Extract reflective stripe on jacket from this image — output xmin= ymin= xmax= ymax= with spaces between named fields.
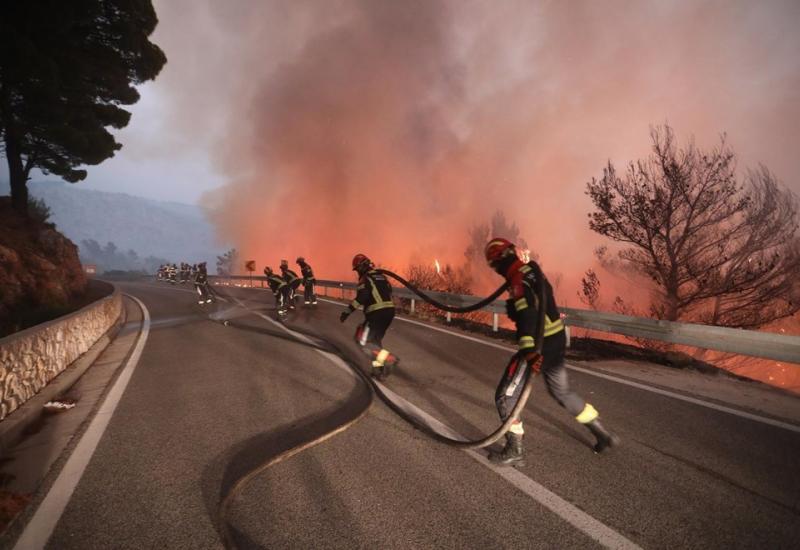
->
xmin=350 ymin=270 xmax=394 ymax=314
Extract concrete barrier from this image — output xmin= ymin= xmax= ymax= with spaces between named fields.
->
xmin=0 ymin=280 xmax=122 ymax=421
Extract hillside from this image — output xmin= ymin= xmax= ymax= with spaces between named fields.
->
xmin=0 ymin=197 xmax=87 ymax=335
xmin=1 ymin=180 xmax=227 ymax=271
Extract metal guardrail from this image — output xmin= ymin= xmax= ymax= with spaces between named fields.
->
xmin=210 ymin=274 xmax=800 ymax=363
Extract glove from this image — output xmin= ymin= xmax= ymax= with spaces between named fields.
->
xmin=516 ymin=350 xmax=543 ymax=373
xmin=340 ymin=310 xmax=351 ymax=323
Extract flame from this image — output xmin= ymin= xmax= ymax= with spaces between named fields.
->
xmin=434 ymin=258 xmax=441 ymax=275
xmin=520 ymin=248 xmax=531 ymax=263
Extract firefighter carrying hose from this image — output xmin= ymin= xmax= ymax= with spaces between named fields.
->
xmin=340 ymin=254 xmax=400 ymax=378
xmin=194 ymin=262 xmax=212 ymax=304
xmin=280 ymin=260 xmax=302 ymax=311
xmin=264 ymin=266 xmax=289 ymax=316
xmin=485 ymin=238 xmax=619 ymax=465
xmin=296 ymin=257 xmax=317 ymax=305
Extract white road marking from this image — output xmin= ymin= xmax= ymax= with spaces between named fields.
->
xmin=234 ymin=297 xmax=642 ymax=550
xmin=566 ymin=364 xmax=800 ymax=434
xmin=229 ymin=297 xmax=357 ymax=379
xmin=14 ymin=295 xmax=151 ymax=550
xmin=317 ymin=298 xmax=800 ymax=434
xmin=376 ymin=381 xmax=643 ymax=550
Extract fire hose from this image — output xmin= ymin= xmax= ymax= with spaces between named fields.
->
xmin=376 ymin=268 xmax=508 ymax=312
xmin=212 ymin=269 xmax=547 ymax=547
xmin=369 ymin=266 xmax=546 ymax=450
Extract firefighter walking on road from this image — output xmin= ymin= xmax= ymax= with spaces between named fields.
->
xmin=296 ymin=257 xmax=317 ymax=305
xmin=484 ymin=238 xmax=619 ymax=466
xmin=340 ymin=254 xmax=399 ymax=378
xmin=194 ymin=262 xmax=212 ymax=304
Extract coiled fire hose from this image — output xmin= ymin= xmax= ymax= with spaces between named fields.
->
xmin=371 ymin=265 xmax=547 ymax=450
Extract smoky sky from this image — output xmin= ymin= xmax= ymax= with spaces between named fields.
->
xmin=150 ymin=0 xmax=800 ymax=288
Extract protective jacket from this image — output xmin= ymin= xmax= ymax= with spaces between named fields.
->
xmin=347 ymin=270 xmax=394 ymax=314
xmin=194 ymin=267 xmax=208 ymax=285
xmin=299 ymin=263 xmax=315 ymax=282
xmin=281 ymin=268 xmax=301 ymax=286
xmin=266 ymin=274 xmax=286 ymax=294
xmin=504 ymin=259 xmax=564 ymax=351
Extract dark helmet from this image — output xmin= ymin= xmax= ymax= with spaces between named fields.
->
xmin=352 ymin=253 xmax=372 ymax=273
xmin=296 ymin=257 xmax=305 ymax=265
xmin=264 ymin=266 xmax=273 ymax=276
xmin=280 ymin=259 xmax=289 ymax=270
xmin=484 ymin=238 xmax=517 ymax=268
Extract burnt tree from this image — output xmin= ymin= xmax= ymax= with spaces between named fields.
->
xmin=586 ymin=124 xmax=800 ymax=328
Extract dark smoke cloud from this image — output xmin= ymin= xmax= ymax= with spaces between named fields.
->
xmin=151 ymin=0 xmax=800 ymax=286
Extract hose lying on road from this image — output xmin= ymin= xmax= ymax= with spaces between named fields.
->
xmin=218 ymin=264 xmax=546 ymax=451
xmin=213 ymin=273 xmax=546 ymax=547
xmin=212 ymin=309 xmax=373 ymax=549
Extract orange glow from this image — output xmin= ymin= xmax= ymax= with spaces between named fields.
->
xmin=169 ymin=1 xmax=800 ymax=391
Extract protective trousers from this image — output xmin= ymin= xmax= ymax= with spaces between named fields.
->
xmin=286 ymin=279 xmax=301 ymax=306
xmin=355 ymin=308 xmax=395 ymax=363
xmin=195 ymin=283 xmax=209 ymax=302
xmin=495 ymin=330 xmax=585 ymax=421
xmin=303 ymin=279 xmax=317 ymax=303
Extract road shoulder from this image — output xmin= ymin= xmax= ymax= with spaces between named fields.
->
xmin=0 ymin=295 xmax=144 ymax=541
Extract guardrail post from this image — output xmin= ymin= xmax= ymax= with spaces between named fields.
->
xmin=446 ymin=311 xmax=451 ymax=323
xmin=410 ymin=299 xmax=415 ymax=314
xmin=493 ymin=313 xmax=498 ymax=332
xmin=340 ymin=283 xmax=344 ymax=299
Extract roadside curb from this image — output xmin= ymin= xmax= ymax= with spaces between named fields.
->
xmin=0 ymin=304 xmax=127 ymax=456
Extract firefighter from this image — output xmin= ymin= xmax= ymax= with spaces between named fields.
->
xmin=264 ymin=266 xmax=289 ymax=316
xmin=296 ymin=257 xmax=317 ymax=305
xmin=484 ymin=237 xmax=619 ymax=465
xmin=168 ymin=263 xmax=178 ymax=284
xmin=194 ymin=262 xmax=212 ymax=304
xmin=339 ymin=254 xmax=399 ymax=378
xmin=279 ymin=260 xmax=302 ymax=310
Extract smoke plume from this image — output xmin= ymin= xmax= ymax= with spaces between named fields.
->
xmin=151 ymin=0 xmax=800 ymax=286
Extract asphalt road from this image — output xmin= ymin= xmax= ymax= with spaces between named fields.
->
xmin=12 ymin=280 xmax=800 ymax=549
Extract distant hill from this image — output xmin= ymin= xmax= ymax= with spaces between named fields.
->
xmin=0 ymin=180 xmax=227 ymax=271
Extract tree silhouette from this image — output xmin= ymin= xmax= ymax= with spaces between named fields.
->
xmin=586 ymin=124 xmax=800 ymax=328
xmin=216 ymin=248 xmax=240 ymax=276
xmin=0 ymin=1 xmax=166 ymax=214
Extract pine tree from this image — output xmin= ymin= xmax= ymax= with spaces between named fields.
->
xmin=0 ymin=0 xmax=166 ymax=214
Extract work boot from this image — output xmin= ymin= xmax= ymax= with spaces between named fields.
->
xmin=371 ymin=361 xmax=385 ymax=379
xmin=383 ymin=354 xmax=400 ymax=376
xmin=488 ymin=433 xmax=524 ymax=466
xmin=586 ymin=420 xmax=619 ymax=453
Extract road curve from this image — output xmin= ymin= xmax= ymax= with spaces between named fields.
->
xmin=9 ymin=279 xmax=799 ymax=549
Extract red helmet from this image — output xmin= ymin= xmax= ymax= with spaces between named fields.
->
xmin=484 ymin=238 xmax=516 ymax=266
xmin=352 ymin=253 xmax=372 ymax=272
